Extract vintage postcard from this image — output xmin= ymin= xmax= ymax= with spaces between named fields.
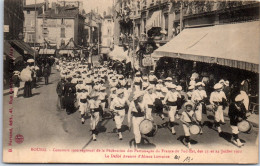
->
xmin=3 ymin=0 xmax=259 ymax=163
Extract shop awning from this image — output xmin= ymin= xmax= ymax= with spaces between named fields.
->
xmin=10 ymin=40 xmax=37 ymax=56
xmin=152 ymin=21 xmax=260 ymax=73
xmin=4 ymin=41 xmax=23 ymax=62
xmin=146 ymin=10 xmax=162 ymax=31
xmin=39 ymin=49 xmax=56 ymax=55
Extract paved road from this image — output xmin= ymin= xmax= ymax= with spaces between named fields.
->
xmin=3 ymin=57 xmax=258 ymax=152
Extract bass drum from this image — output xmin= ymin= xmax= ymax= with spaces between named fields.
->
xmin=139 ymin=119 xmax=158 ymax=137
xmin=189 ymin=124 xmax=201 ymax=135
xmin=238 ymin=120 xmax=252 ymax=133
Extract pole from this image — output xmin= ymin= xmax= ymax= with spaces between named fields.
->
xmin=34 ymin=0 xmax=37 ymax=67
xmin=180 ymin=0 xmax=183 ymax=31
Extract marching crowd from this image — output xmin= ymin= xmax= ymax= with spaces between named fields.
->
xmin=55 ymin=57 xmax=252 ymax=149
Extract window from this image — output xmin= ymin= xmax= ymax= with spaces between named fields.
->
xmin=27 ymin=33 xmax=35 ymax=43
xmin=60 ymin=28 xmax=65 ymax=38
xmin=61 ymin=18 xmax=64 ymax=24
xmin=27 ymin=10 xmax=30 ymax=14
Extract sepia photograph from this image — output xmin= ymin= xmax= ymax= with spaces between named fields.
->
xmin=2 ymin=0 xmax=259 ymax=163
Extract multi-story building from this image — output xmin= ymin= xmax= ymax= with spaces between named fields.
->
xmin=23 ymin=2 xmax=46 ymax=44
xmin=4 ymin=0 xmax=24 ymax=40
xmin=37 ymin=2 xmax=85 ymax=49
xmin=101 ymin=13 xmax=114 ymax=49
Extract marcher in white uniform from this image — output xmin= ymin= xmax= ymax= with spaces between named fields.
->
xmin=128 ymin=91 xmax=147 ymax=148
xmin=163 ymin=83 xmax=181 ymax=134
xmin=191 ymin=82 xmax=207 ymax=134
xmin=78 ymin=88 xmax=89 ymax=124
xmin=88 ymin=92 xmax=102 ymax=141
xmin=110 ymin=89 xmax=129 ymax=140
xmin=143 ymin=85 xmax=156 ymax=120
xmin=98 ymin=86 xmax=107 ymax=121
xmin=180 ymin=101 xmax=197 ymax=149
xmin=210 ymin=83 xmax=228 ymax=133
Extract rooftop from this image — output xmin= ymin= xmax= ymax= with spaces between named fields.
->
xmin=38 ymin=6 xmax=85 ymax=19
xmin=24 ymin=3 xmax=45 ymax=9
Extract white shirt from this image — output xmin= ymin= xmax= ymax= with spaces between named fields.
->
xmin=191 ymin=89 xmax=207 ymax=103
xmin=110 ymin=97 xmax=127 ymax=110
xmin=163 ymin=91 xmax=180 ymax=104
xmin=143 ymin=92 xmax=156 ymax=106
xmin=209 ymin=91 xmax=227 ymax=105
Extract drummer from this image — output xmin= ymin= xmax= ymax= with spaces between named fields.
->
xmin=128 ymin=91 xmax=146 ymax=148
xmin=180 ymin=101 xmax=197 ymax=149
xmin=110 ymin=89 xmax=130 ymax=140
xmin=228 ymin=94 xmax=247 ymax=147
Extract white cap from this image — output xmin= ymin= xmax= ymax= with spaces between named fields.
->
xmin=224 ymin=80 xmax=229 ymax=86
xmin=156 ymin=86 xmax=161 ymax=91
xmin=184 ymin=101 xmax=194 ymax=108
xmin=142 ymin=76 xmax=148 ymax=80
xmin=219 ymin=79 xmax=225 ymax=84
xmin=165 ymin=77 xmax=172 ymax=81
xmin=161 ymin=87 xmax=168 ymax=93
xmin=188 ymin=85 xmax=195 ymax=90
xmin=235 ymin=94 xmax=244 ymax=102
xmin=176 ymin=85 xmax=182 ymax=91
xmin=27 ymin=59 xmax=34 ymax=63
xmin=195 ymin=82 xmax=205 ymax=87
xmin=100 ymin=87 xmax=106 ymax=91
xmin=214 ymin=83 xmax=223 ymax=90
xmin=158 ymin=79 xmax=163 ymax=82
xmin=111 ymin=87 xmax=117 ymax=92
xmin=168 ymin=83 xmax=176 ymax=89
xmin=147 ymin=85 xmax=154 ymax=90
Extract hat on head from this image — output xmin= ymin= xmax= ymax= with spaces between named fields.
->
xmin=184 ymin=101 xmax=194 ymax=109
xmin=168 ymin=83 xmax=176 ymax=89
xmin=133 ymin=91 xmax=144 ymax=100
xmin=13 ymin=71 xmax=20 ymax=75
xmin=156 ymin=86 xmax=161 ymax=91
xmin=188 ymin=85 xmax=195 ymax=90
xmin=224 ymin=80 xmax=229 ymax=86
xmin=136 ymin=71 xmax=141 ymax=76
xmin=112 ymin=76 xmax=116 ymax=80
xmin=176 ymin=85 xmax=182 ymax=91
xmin=117 ymin=89 xmax=124 ymax=95
xmin=158 ymin=79 xmax=163 ymax=83
xmin=195 ymin=82 xmax=205 ymax=87
xmin=161 ymin=87 xmax=168 ymax=93
xmin=214 ymin=83 xmax=223 ymax=90
xmin=219 ymin=79 xmax=225 ymax=84
xmin=235 ymin=94 xmax=244 ymax=102
xmin=27 ymin=59 xmax=34 ymax=63
xmin=165 ymin=77 xmax=172 ymax=81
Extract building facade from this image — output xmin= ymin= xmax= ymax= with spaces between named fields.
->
xmin=37 ymin=3 xmax=85 ymax=49
xmin=101 ymin=14 xmax=114 ymax=48
xmin=23 ymin=3 xmax=46 ymax=44
xmin=4 ymin=0 xmax=24 ymax=40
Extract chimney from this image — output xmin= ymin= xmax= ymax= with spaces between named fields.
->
xmin=52 ymin=2 xmax=58 ymax=14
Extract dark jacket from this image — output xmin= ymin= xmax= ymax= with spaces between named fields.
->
xmin=56 ymin=81 xmax=65 ymax=96
xmin=228 ymin=103 xmax=247 ymax=126
xmin=12 ymin=75 xmax=20 ymax=87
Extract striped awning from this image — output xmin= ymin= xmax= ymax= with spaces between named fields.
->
xmin=152 ymin=21 xmax=260 ymax=73
xmin=146 ymin=10 xmax=162 ymax=31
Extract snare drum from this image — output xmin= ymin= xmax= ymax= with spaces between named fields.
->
xmin=139 ymin=119 xmax=158 ymax=137
xmin=189 ymin=124 xmax=201 ymax=135
xmin=238 ymin=120 xmax=252 ymax=133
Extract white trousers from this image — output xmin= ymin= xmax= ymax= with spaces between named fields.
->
xmin=183 ymin=124 xmax=191 ymax=136
xmin=114 ymin=110 xmax=125 ymax=129
xmin=86 ymin=85 xmax=92 ymax=93
xmin=146 ymin=108 xmax=153 ymax=120
xmin=132 ymin=116 xmax=145 ymax=144
xmin=231 ymin=125 xmax=239 ymax=134
xmin=101 ymin=102 xmax=106 ymax=111
xmin=14 ymin=87 xmax=19 ymax=97
xmin=90 ymin=111 xmax=100 ymax=130
xmin=168 ymin=106 xmax=177 ymax=122
xmin=195 ymin=103 xmax=202 ymax=122
xmin=79 ymin=102 xmax=88 ymax=115
xmin=215 ymin=106 xmax=225 ymax=123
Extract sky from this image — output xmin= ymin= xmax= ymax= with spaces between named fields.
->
xmin=26 ymin=0 xmax=114 ymax=15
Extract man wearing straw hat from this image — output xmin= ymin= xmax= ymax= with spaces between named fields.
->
xmin=210 ymin=83 xmax=228 ymax=133
xmin=163 ymin=83 xmax=181 ymax=135
xmin=110 ymin=88 xmax=130 ymax=140
xmin=128 ymin=91 xmax=146 ymax=148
